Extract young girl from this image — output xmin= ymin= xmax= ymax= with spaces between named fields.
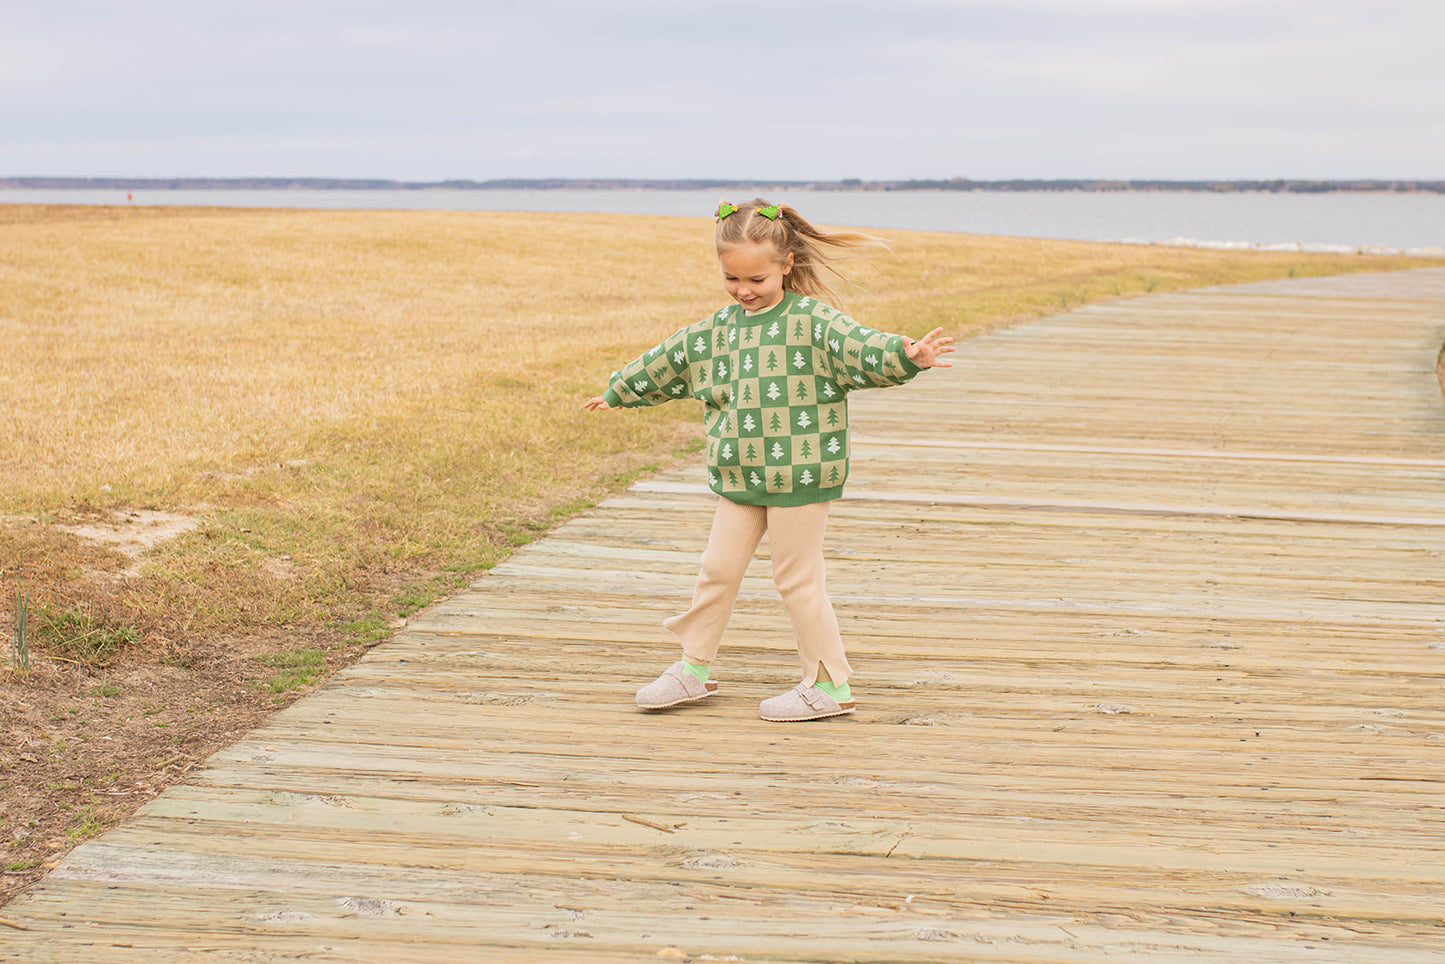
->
xmin=584 ymin=199 xmax=953 ymax=722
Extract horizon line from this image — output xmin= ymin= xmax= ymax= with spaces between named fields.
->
xmin=3 ymin=175 xmax=1443 ymax=194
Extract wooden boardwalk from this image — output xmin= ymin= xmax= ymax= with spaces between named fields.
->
xmin=6 ymin=269 xmax=1444 ymax=962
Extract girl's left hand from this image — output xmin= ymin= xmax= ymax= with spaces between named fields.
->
xmin=904 ymin=327 xmax=955 ymax=368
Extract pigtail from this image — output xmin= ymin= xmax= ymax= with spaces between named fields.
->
xmin=716 ymin=198 xmax=890 ymax=307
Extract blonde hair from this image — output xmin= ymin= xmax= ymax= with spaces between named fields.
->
xmin=715 ymin=198 xmax=890 ymax=306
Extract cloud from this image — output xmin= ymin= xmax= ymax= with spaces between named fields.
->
xmin=2 ymin=0 xmax=1442 ymax=178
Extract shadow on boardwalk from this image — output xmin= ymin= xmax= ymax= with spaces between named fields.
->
xmin=6 ymin=269 xmax=1445 ymax=962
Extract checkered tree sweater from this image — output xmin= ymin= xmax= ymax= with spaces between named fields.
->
xmin=602 ymin=291 xmax=925 ymax=506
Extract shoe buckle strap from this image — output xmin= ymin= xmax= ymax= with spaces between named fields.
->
xmin=668 ymin=665 xmax=703 ymax=694
xmin=798 ymin=685 xmax=830 ymax=709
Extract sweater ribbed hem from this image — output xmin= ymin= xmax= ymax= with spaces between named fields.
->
xmin=716 ymin=486 xmax=843 ymax=507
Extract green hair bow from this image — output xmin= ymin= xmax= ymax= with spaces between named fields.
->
xmin=756 ymin=204 xmax=781 ymax=220
xmin=715 ymin=202 xmax=738 ymax=219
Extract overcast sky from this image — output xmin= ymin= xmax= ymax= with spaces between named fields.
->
xmin=4 ymin=0 xmax=1442 ymax=181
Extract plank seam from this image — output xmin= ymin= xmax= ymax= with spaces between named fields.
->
xmin=850 ymin=437 xmax=1445 ymax=469
xmin=628 ymin=481 xmax=1445 ymax=527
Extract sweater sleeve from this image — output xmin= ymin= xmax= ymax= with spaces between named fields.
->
xmin=823 ymin=313 xmax=924 ymax=392
xmin=602 ymin=321 xmax=704 ymax=408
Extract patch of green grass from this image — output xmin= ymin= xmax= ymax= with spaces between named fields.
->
xmin=340 ymin=613 xmax=389 ymax=648
xmin=391 ymin=592 xmax=431 ymax=618
xmin=5 ymin=857 xmax=41 ymax=872
xmin=32 ymin=602 xmax=137 ymax=668
xmin=89 ymin=673 xmax=122 ymax=698
xmin=548 ymin=496 xmax=597 ymax=519
xmin=263 ymin=647 xmax=327 ymax=694
xmin=66 ymin=810 xmax=104 ymax=843
xmin=390 ymin=584 xmax=435 ymax=619
xmin=387 ymin=571 xmax=472 ymax=621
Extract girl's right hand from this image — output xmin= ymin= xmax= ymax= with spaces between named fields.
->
xmin=903 ymin=327 xmax=955 ymax=368
xmin=583 ymin=396 xmax=612 ymax=411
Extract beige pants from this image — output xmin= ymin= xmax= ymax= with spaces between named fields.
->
xmin=663 ymin=498 xmax=851 ymax=687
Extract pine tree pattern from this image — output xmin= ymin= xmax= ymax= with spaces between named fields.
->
xmin=603 ymin=292 xmax=925 ymax=506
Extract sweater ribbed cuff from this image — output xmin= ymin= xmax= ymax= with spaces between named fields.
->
xmin=895 ymin=335 xmax=925 ymax=376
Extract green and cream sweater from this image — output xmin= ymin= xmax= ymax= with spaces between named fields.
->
xmin=602 ymin=291 xmax=925 ymax=506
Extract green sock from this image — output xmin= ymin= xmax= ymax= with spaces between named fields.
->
xmin=814 ymin=678 xmax=851 ymax=702
xmin=681 ymin=659 xmax=710 ymax=682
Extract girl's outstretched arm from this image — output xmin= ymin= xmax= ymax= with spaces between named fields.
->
xmin=582 ymin=396 xmax=612 ymax=411
xmin=903 ymin=327 xmax=956 ymax=368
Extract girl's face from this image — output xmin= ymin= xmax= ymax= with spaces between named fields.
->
xmin=719 ymin=242 xmax=792 ymax=313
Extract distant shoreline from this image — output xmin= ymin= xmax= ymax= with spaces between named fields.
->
xmin=3 ymin=176 xmax=1443 ymax=195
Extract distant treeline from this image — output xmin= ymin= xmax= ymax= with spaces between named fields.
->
xmin=4 ymin=176 xmax=1442 ymax=194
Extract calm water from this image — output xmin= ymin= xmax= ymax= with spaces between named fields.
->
xmin=3 ymin=187 xmax=1441 ymax=253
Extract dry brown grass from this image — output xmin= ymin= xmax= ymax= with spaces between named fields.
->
xmin=3 ymin=205 xmax=1431 ymax=507
xmin=2 ymin=208 xmax=693 ymax=501
xmin=0 ymin=202 xmax=1438 ymax=904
